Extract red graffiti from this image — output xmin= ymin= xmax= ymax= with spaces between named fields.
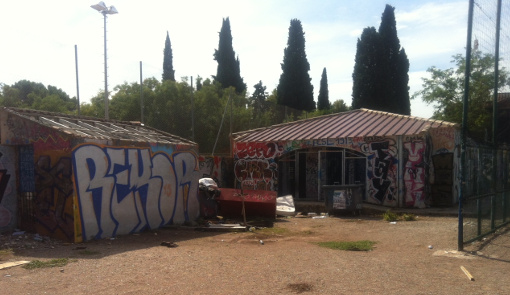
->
xmin=235 ymin=142 xmax=283 ymax=159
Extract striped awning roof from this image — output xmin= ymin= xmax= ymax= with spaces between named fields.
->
xmin=232 ymin=108 xmax=458 ymax=143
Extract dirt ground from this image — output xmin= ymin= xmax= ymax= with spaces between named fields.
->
xmin=0 ymin=213 xmax=509 ymax=295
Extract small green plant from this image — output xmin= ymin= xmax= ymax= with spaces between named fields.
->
xmin=382 ymin=210 xmax=399 ymax=222
xmin=316 ymin=240 xmax=376 ymax=251
xmin=23 ymin=258 xmax=71 ymax=269
xmin=402 ymin=213 xmax=417 ymax=221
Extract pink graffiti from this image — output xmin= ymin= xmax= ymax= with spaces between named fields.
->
xmin=404 ymin=141 xmax=426 ymax=207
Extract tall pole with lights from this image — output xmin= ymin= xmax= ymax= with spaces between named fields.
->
xmin=91 ymin=1 xmax=118 ymax=120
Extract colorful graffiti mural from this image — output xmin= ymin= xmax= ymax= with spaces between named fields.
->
xmin=0 ymin=146 xmax=16 ymax=230
xmin=363 ymin=139 xmax=398 ymax=205
xmin=73 ymin=144 xmax=199 ymax=241
xmin=234 ymin=142 xmax=282 ymax=191
xmin=403 ymin=140 xmax=426 ymax=208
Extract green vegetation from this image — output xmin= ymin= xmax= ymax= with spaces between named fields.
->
xmin=382 ymin=209 xmax=399 ymax=221
xmin=23 ymin=258 xmax=73 ymax=269
xmin=352 ymin=4 xmax=410 ymax=115
xmin=277 ymin=19 xmax=315 ymax=113
xmin=382 ymin=209 xmax=417 ymax=221
xmin=413 ymin=49 xmax=510 ymax=142
xmin=316 ymin=240 xmax=376 ymax=251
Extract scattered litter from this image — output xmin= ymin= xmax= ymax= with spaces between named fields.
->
xmin=161 ymin=241 xmax=178 ymax=248
xmin=5 ymin=275 xmax=11 ymax=277
xmin=428 ymin=245 xmax=433 ymax=249
xmin=259 ymin=240 xmax=264 ymax=245
xmin=307 ymin=213 xmax=317 ymax=217
xmin=390 ymin=222 xmax=397 ymax=224
xmin=110 ymin=237 xmax=115 ymax=240
xmin=33 ymin=234 xmax=43 ymax=241
xmin=461 ymin=266 xmax=475 ymax=281
xmin=312 ymin=216 xmax=327 ymax=219
xmin=12 ymin=231 xmax=25 ymax=236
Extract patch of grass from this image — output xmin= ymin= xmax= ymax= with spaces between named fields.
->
xmin=317 ymin=240 xmax=376 ymax=251
xmin=23 ymin=258 xmax=73 ymax=269
xmin=287 ymin=283 xmax=313 ymax=293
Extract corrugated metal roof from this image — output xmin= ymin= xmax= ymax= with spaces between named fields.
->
xmin=3 ymin=107 xmax=196 ymax=146
xmin=232 ymin=108 xmax=458 ymax=143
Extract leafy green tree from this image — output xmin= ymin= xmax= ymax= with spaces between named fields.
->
xmin=0 ymin=80 xmax=77 ymax=112
xmin=413 ymin=50 xmax=510 ymax=142
xmin=352 ymin=5 xmax=410 ymax=115
xmin=317 ymin=68 xmax=330 ymax=110
xmin=162 ymin=31 xmax=175 ymax=82
xmin=213 ymin=17 xmax=246 ymax=93
xmin=277 ymin=19 xmax=315 ymax=113
xmin=331 ymin=99 xmax=350 ymax=113
xmin=249 ymin=80 xmax=268 ymax=122
xmin=109 ymin=82 xmax=143 ymax=121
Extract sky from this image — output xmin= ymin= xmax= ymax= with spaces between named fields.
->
xmin=0 ymin=0 xmax=469 ymax=119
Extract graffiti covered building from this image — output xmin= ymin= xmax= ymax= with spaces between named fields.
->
xmin=231 ymin=109 xmax=459 ymax=208
xmin=0 ymin=107 xmax=200 ymax=242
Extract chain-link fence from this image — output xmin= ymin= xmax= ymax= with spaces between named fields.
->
xmin=459 ymin=0 xmax=510 ymax=249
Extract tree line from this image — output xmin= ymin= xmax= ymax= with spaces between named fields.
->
xmin=1 ymin=4 xmax=507 ymax=147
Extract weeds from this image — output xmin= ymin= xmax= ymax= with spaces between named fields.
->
xmin=316 ymin=240 xmax=376 ymax=251
xmin=382 ymin=210 xmax=416 ymax=222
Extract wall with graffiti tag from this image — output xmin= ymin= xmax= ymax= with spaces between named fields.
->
xmin=360 ymin=138 xmax=399 ymax=206
xmin=403 ymin=136 xmax=428 ymax=208
xmin=233 ymin=142 xmax=283 ymax=191
xmin=73 ymin=143 xmax=199 ymax=241
xmin=0 ymin=146 xmax=17 ymax=231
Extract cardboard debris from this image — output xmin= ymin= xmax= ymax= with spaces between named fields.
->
xmin=0 ymin=261 xmax=30 ymax=270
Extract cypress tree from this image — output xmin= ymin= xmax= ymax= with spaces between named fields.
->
xmin=378 ymin=4 xmax=410 ymax=115
xmin=213 ymin=17 xmax=246 ymax=93
xmin=277 ymin=19 xmax=315 ymax=112
xmin=317 ymin=67 xmax=330 ymax=110
xmin=162 ymin=31 xmax=175 ymax=82
xmin=351 ymin=5 xmax=410 ymax=115
xmin=352 ymin=27 xmax=381 ymax=110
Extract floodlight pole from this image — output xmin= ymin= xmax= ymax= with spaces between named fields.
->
xmin=91 ymin=2 xmax=118 ymax=120
xmin=102 ymin=11 xmax=109 ymax=119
